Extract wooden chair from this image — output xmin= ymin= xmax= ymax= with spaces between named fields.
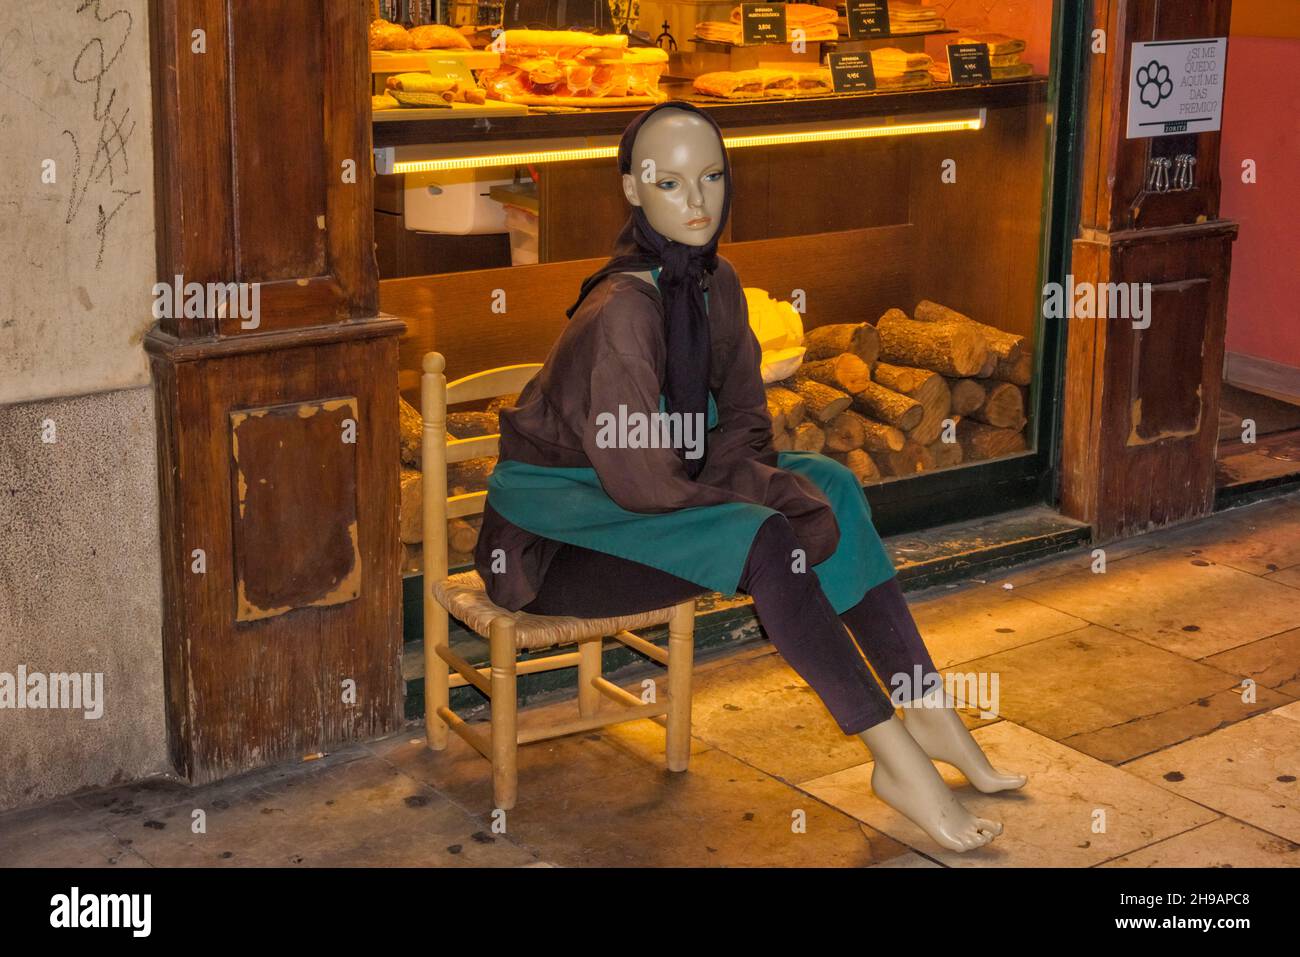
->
xmin=420 ymin=352 xmax=698 ymax=810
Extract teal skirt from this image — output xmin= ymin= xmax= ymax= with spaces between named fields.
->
xmin=485 ymin=396 xmax=896 ymax=613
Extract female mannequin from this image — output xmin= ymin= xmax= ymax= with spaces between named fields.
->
xmin=474 ymin=101 xmax=1025 ymax=852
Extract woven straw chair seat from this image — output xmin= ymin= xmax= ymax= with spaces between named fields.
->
xmin=434 ymin=570 xmax=682 ymax=651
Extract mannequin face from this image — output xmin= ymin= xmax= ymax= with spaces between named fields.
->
xmin=621 ymin=109 xmax=726 ymax=246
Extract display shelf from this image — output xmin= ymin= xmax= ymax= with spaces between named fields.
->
xmin=371 ymin=74 xmax=1047 ymax=147
xmin=688 ymin=28 xmax=957 ymax=49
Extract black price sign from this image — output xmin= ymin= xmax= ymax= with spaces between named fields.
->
xmin=740 ymin=3 xmax=787 ymax=45
xmin=946 ymin=43 xmax=992 ymax=84
xmin=827 ymin=51 xmax=876 ymax=92
xmin=845 ymin=0 xmax=890 ymax=38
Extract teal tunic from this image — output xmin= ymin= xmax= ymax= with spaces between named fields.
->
xmin=483 ymin=269 xmax=896 ymax=614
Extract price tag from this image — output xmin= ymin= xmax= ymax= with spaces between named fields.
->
xmin=827 ymin=51 xmax=876 ymax=92
xmin=740 ymin=3 xmax=787 ymax=45
xmin=845 ymin=0 xmax=890 ymax=39
xmin=946 ymin=43 xmax=992 ymax=84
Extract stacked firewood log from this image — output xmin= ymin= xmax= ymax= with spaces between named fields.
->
xmin=397 ymin=393 xmax=516 ymax=567
xmin=766 ymin=300 xmax=1030 ymax=481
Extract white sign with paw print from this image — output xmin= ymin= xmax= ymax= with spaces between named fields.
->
xmin=1126 ymin=38 xmax=1226 ymax=139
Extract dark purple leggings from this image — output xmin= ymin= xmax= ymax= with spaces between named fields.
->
xmin=520 ymin=513 xmax=938 ymax=734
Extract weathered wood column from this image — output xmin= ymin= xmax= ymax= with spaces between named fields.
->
xmin=145 ymin=0 xmax=404 ymax=782
xmin=1061 ymin=0 xmax=1239 ymax=540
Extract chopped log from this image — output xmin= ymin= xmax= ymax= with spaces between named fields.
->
xmin=957 ymin=419 xmax=1028 ymax=460
xmin=858 ymin=418 xmax=907 ymax=453
xmin=880 ymin=441 xmax=936 ymax=477
xmin=830 ymin=448 xmax=880 ymax=484
xmin=485 ymin=393 xmax=519 ymax=415
xmin=799 ymin=354 xmax=873 ymax=395
xmin=927 ymin=437 xmax=964 ymax=469
xmin=851 ymin=381 xmax=924 ymax=431
xmin=772 ymin=428 xmax=795 ymax=452
xmin=970 ymin=381 xmax=1026 ymax=429
xmin=991 ymin=351 xmax=1033 ymax=385
xmin=876 ymin=310 xmax=988 ymax=377
xmin=789 ymin=376 xmax=852 ymax=424
xmin=803 ymin=322 xmax=880 ymax=365
xmin=792 ymin=421 xmax=826 ymax=452
xmin=399 ymin=467 xmax=423 ymax=545
xmin=977 ymin=353 xmax=998 ymax=378
xmin=765 ymin=385 xmax=806 ymax=433
xmin=914 ymin=299 xmax=1025 ymax=363
xmin=446 ymin=410 xmax=498 ymax=439
xmin=946 ymin=377 xmax=987 ymax=415
xmin=825 ymin=410 xmax=870 ymax=452
xmin=448 ymin=455 xmax=496 ymax=495
xmin=398 ymin=396 xmax=423 ymax=468
xmin=905 ymin=378 xmax=952 ymax=446
xmin=871 ymin=361 xmax=940 ymax=398
xmin=874 ymin=362 xmax=950 ymax=446
xmin=448 ymin=518 xmax=479 ymax=556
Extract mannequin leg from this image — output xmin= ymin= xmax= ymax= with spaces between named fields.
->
xmin=839 ymin=577 xmax=1026 ymax=794
xmin=737 ymin=515 xmax=1001 ymax=852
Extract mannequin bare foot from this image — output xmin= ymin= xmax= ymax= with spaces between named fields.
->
xmin=901 ymin=703 xmax=1027 ymax=793
xmin=859 ymin=716 xmax=1002 ymax=853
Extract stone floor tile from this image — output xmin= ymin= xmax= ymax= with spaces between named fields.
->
xmin=0 ymin=798 xmax=146 ymax=867
xmin=1098 ymin=817 xmax=1300 ymax=867
xmin=369 ymin=690 xmax=711 ymax=812
xmin=1015 ymin=548 xmax=1300 ymax=659
xmin=105 ymin=754 xmax=536 ymax=867
xmin=1154 ymin=497 xmax=1300 ymax=577
xmin=1061 ymin=686 xmax=1293 ymax=765
xmin=904 ymin=582 xmax=1090 ymax=669
xmin=1203 ymin=627 xmax=1300 ymax=699
xmin=800 ymin=721 xmax=1219 ymax=866
xmin=1264 ymin=565 xmax=1300 ymax=589
xmin=1123 ymin=701 xmax=1300 ymax=844
xmin=498 ymin=747 xmax=909 ymax=867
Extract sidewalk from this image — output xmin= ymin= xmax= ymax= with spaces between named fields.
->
xmin=3 ymin=491 xmax=1298 ymax=868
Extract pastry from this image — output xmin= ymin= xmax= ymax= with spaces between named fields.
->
xmin=478 ymin=32 xmax=668 ymax=105
xmin=408 ymin=23 xmax=473 ymax=50
xmin=369 ymin=19 xmax=413 ymax=51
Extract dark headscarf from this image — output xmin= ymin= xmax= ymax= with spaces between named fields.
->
xmin=565 ymin=100 xmax=731 ymax=479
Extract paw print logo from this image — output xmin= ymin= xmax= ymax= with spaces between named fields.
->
xmin=1137 ymin=60 xmax=1173 ymax=108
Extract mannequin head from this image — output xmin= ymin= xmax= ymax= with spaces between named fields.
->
xmin=620 ymin=107 xmax=727 ymax=247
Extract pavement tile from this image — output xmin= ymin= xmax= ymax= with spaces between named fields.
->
xmin=0 ymin=799 xmax=146 ymax=868
xmin=1123 ymin=701 xmax=1300 ymax=844
xmin=499 ymin=747 xmax=909 ymax=867
xmin=800 ymin=721 xmax=1219 ymax=867
xmin=1203 ymin=628 xmax=1300 ymax=699
xmin=1098 ymin=817 xmax=1300 ymax=868
xmin=1153 ymin=498 xmax=1300 ymax=577
xmin=1014 ymin=548 xmax=1300 ymax=659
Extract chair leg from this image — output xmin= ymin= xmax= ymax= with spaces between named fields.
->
xmin=425 ymin=599 xmax=451 ymax=751
xmin=489 ymin=616 xmax=519 ymax=811
xmin=665 ymin=599 xmax=696 ymax=772
xmin=577 ymin=636 xmax=603 ymax=718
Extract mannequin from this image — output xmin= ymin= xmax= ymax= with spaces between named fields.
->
xmin=475 ymin=101 xmax=1025 ymax=852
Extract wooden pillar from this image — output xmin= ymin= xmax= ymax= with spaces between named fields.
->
xmin=146 ymin=0 xmax=404 ymax=783
xmin=1061 ymin=0 xmax=1238 ymax=541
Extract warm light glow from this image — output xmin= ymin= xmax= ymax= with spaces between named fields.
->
xmin=385 ymin=113 xmax=985 ymax=173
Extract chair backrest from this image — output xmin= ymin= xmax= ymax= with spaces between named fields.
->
xmin=421 ymin=351 xmax=543 ymax=581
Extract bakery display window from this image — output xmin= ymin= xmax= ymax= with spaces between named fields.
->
xmin=372 ymin=0 xmax=1081 ymax=568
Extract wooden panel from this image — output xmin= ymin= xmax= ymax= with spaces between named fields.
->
xmin=228 ymin=0 xmax=328 ymax=281
xmin=229 ymin=397 xmax=362 ymax=622
xmin=151 ymin=0 xmax=378 ymax=338
xmin=1062 ymin=223 xmax=1237 ymax=539
xmin=1080 ymin=0 xmax=1234 ymax=232
xmin=382 ymin=225 xmax=915 ymax=403
xmin=908 ymin=103 xmax=1048 ymax=344
xmin=1128 ymin=278 xmax=1211 ymax=442
xmin=146 ymin=321 xmax=405 ymax=783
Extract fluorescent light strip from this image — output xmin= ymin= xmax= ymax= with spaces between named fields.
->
xmin=389 ymin=114 xmax=984 ymax=173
